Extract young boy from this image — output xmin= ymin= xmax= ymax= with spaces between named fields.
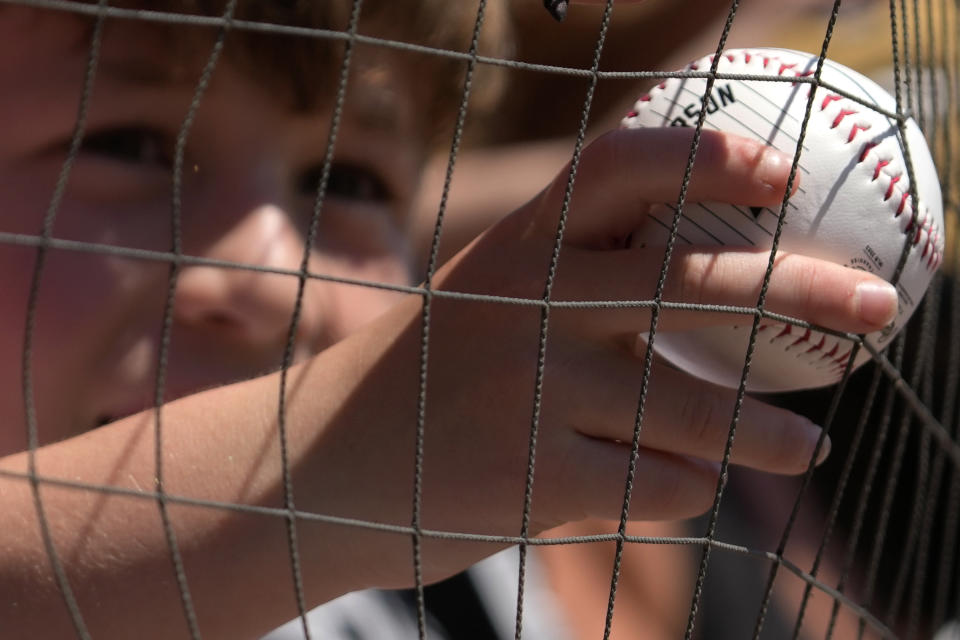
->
xmin=0 ymin=1 xmax=903 ymax=638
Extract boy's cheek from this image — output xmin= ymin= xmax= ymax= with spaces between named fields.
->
xmin=0 ymin=169 xmax=167 ymax=255
xmin=0 ymin=237 xmax=164 ymax=359
xmin=0 ymin=253 xmax=99 ymax=451
xmin=308 ymin=252 xmax=412 ymax=345
xmin=0 ymin=172 xmax=51 ymax=235
xmin=0 ymin=248 xmax=167 ymax=448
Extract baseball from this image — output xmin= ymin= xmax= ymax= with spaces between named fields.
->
xmin=621 ymin=48 xmax=944 ymax=392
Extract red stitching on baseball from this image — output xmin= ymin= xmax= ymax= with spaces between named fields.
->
xmin=931 ymin=243 xmax=942 ymax=269
xmin=896 ymin=191 xmax=910 ymax=216
xmin=805 ymin=335 xmax=827 ymax=354
xmin=831 ymin=108 xmax=858 ymax=129
xmin=821 ymin=94 xmax=843 ymax=110
xmin=760 ymin=322 xmax=851 ymax=372
xmin=873 ymin=159 xmax=891 ymax=180
xmin=848 ymin=123 xmax=871 ymax=143
xmin=789 ymin=328 xmax=812 ymax=348
xmin=622 ymin=49 xmax=945 ymax=274
xmin=779 ymin=62 xmax=798 ymax=75
xmin=819 ymin=343 xmax=840 ymax=362
xmin=791 ymin=69 xmax=815 ymax=86
xmin=884 ymin=174 xmax=902 ymax=201
xmin=832 ymin=349 xmax=852 ymax=368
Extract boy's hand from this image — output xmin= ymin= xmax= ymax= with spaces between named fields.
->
xmin=310 ymin=128 xmax=896 ymax=588
xmin=0 ymin=129 xmax=898 ymax=634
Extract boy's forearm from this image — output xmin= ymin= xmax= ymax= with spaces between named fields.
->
xmin=0 ymin=324 xmax=417 ymax=639
xmin=411 ymin=137 xmax=573 ymax=268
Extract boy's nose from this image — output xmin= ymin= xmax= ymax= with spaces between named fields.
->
xmin=173 ymin=204 xmax=321 ymax=350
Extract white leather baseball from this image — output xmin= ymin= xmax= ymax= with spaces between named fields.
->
xmin=621 ymin=47 xmax=944 ymax=392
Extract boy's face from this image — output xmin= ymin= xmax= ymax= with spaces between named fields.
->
xmin=0 ymin=11 xmax=425 ymax=454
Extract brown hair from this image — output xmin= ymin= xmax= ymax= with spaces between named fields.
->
xmin=72 ymin=0 xmax=512 ymax=143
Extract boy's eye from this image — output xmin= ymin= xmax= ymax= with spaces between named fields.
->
xmin=80 ymin=127 xmax=174 ymax=167
xmin=299 ymin=163 xmax=392 ymax=204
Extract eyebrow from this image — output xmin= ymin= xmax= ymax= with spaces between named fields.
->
xmin=97 ymin=53 xmax=409 ymax=137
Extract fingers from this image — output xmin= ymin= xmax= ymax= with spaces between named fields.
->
xmin=532 ymin=128 xmax=795 ymax=246
xmin=560 ymin=438 xmax=720 ymax=522
xmin=640 ymin=364 xmax=830 ymax=475
xmin=552 ymin=245 xmax=899 ymax=335
xmin=505 ymin=127 xmax=896 ymax=335
xmin=549 ymin=346 xmax=829 ymax=476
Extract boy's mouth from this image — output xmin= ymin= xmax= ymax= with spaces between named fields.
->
xmin=93 ymin=405 xmax=150 ymax=428
xmin=94 ymin=415 xmax=116 ymax=428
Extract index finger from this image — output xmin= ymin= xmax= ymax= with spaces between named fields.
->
xmin=533 ymin=128 xmax=796 ymax=247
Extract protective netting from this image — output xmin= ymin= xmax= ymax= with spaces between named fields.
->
xmin=1 ymin=0 xmax=958 ymax=638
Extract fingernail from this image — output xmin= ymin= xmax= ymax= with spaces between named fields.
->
xmin=855 ymin=281 xmax=899 ymax=327
xmin=815 ymin=434 xmax=832 ymax=466
xmin=757 ymin=147 xmax=792 ymax=192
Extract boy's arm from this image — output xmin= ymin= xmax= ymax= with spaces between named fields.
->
xmin=0 ymin=128 xmax=898 ymax=640
xmin=411 ymin=137 xmax=573 ymax=270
